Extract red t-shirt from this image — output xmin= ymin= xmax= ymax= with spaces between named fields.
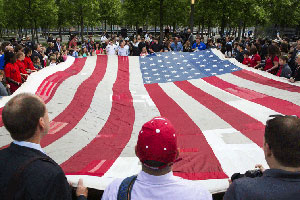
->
xmin=16 ymin=60 xmax=27 ymax=74
xmin=249 ymin=54 xmax=261 ymax=67
xmin=24 ymin=56 xmax=36 ymax=71
xmin=242 ymin=58 xmax=251 ymax=66
xmin=95 ymin=49 xmax=103 ymax=55
xmin=264 ymin=56 xmax=279 ymax=71
xmin=276 ymin=65 xmax=283 ymax=77
xmin=4 ymin=63 xmax=22 ymax=83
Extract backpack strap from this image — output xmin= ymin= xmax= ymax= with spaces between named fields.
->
xmin=6 ymin=156 xmax=56 ymax=200
xmin=117 ymin=175 xmax=138 ymax=200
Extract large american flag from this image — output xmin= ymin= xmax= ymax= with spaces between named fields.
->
xmin=1 ymin=49 xmax=300 ymax=193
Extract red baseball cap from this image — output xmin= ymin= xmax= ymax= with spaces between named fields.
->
xmin=136 ymin=117 xmax=178 ymax=169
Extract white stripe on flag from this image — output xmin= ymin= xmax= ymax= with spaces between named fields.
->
xmin=219 ymin=73 xmax=300 ymax=106
xmin=158 ymin=82 xmax=266 ymax=176
xmin=47 ymin=56 xmax=97 ymax=121
xmin=211 ymin=48 xmax=300 ymax=86
xmin=0 ymin=57 xmax=78 ymax=147
xmin=44 ymin=56 xmax=119 ymax=164
xmin=188 ymin=79 xmax=280 ymax=124
xmin=102 ymin=56 xmax=160 ymax=180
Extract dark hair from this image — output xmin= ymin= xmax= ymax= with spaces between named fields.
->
xmin=14 ymin=44 xmax=23 ymax=53
xmin=244 ymin=50 xmax=250 ymax=56
xmin=33 ymin=44 xmax=39 ymax=51
xmin=268 ymin=45 xmax=280 ymax=58
xmin=144 ymin=160 xmax=166 ymax=168
xmin=279 ymin=55 xmax=288 ymax=63
xmin=16 ymin=51 xmax=24 ymax=59
xmin=265 ymin=115 xmax=300 ymax=167
xmin=250 ymin=46 xmax=258 ymax=55
xmin=6 ymin=52 xmax=16 ymax=64
xmin=2 ymin=93 xmax=46 ymax=141
xmin=24 ymin=47 xmax=32 ymax=56
xmin=280 ymin=42 xmax=289 ymax=54
xmin=32 ymin=56 xmax=40 ymax=63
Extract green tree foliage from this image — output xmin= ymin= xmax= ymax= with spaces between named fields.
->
xmin=0 ymin=0 xmax=299 ymax=39
xmin=98 ymin=0 xmax=121 ymax=31
xmin=67 ymin=0 xmax=99 ymax=42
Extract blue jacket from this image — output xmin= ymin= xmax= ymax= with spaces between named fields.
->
xmin=192 ymin=42 xmax=206 ymax=51
xmin=170 ymin=42 xmax=183 ymax=52
xmin=0 ymin=54 xmax=5 ymax=70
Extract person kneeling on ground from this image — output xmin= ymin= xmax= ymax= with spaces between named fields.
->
xmin=224 ymin=115 xmax=300 ymax=200
xmin=0 ymin=93 xmax=88 ymax=200
xmin=102 ymin=117 xmax=212 ymax=200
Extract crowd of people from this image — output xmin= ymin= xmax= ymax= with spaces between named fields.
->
xmin=1 ymin=93 xmax=300 ymax=200
xmin=0 ymin=36 xmax=67 ymax=96
xmin=65 ymin=29 xmax=207 ymax=58
xmin=225 ymin=36 xmax=300 ymax=83
xmin=2 ymin=29 xmax=299 ymax=98
xmin=67 ymin=30 xmax=300 ymax=84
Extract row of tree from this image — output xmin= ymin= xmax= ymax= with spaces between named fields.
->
xmin=0 ymin=0 xmax=299 ymax=42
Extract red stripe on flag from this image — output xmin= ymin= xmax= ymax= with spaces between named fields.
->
xmin=233 ymin=70 xmax=300 ymax=93
xmin=41 ymin=56 xmax=107 ymax=147
xmin=61 ymin=56 xmax=135 ymax=176
xmin=145 ymin=83 xmax=228 ymax=180
xmin=36 ymin=58 xmax=86 ymax=104
xmin=204 ymin=76 xmax=300 ymax=117
xmin=0 ymin=58 xmax=86 ymax=127
xmin=175 ymin=81 xmax=265 ymax=147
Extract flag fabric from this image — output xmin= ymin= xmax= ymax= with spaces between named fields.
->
xmin=1 ymin=49 xmax=300 ymax=194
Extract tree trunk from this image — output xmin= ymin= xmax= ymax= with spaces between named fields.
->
xmin=173 ymin=22 xmax=176 ymax=33
xmin=59 ymin=27 xmax=62 ymax=40
xmin=105 ymin=20 xmax=107 ymax=31
xmin=155 ymin=23 xmax=157 ymax=34
xmin=208 ymin=22 xmax=211 ymax=38
xmin=136 ymin=22 xmax=138 ymax=36
xmin=238 ymin=21 xmax=242 ymax=40
xmin=80 ymin=16 xmax=84 ymax=43
xmin=242 ymin=21 xmax=246 ymax=38
xmin=31 ymin=28 xmax=34 ymax=42
xmin=254 ymin=20 xmax=259 ymax=38
xmin=34 ymin=20 xmax=38 ymax=43
xmin=110 ymin=23 xmax=113 ymax=37
xmin=159 ymin=0 xmax=164 ymax=43
xmin=220 ymin=14 xmax=226 ymax=37
xmin=201 ymin=20 xmax=205 ymax=37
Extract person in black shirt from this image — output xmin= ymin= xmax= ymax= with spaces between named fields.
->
xmin=224 ymin=115 xmax=300 ymax=200
xmin=149 ymin=38 xmax=163 ymax=53
xmin=235 ymin=43 xmax=245 ymax=63
xmin=138 ymin=38 xmax=147 ymax=54
xmin=0 ymin=93 xmax=88 ymax=200
xmin=289 ymin=54 xmax=300 ymax=83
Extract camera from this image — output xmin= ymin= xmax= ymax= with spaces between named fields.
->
xmin=231 ymin=169 xmax=263 ymax=181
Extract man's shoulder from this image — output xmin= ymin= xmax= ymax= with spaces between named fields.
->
xmin=101 ymin=178 xmax=123 ymax=200
xmin=172 ymin=178 xmax=212 ymax=198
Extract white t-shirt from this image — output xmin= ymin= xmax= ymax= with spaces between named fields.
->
xmin=49 ymin=62 xmax=57 ymax=67
xmin=101 ymin=36 xmax=107 ymax=43
xmin=118 ymin=47 xmax=128 ymax=56
xmin=124 ymin=45 xmax=130 ymax=55
xmin=106 ymin=44 xmax=117 ymax=55
xmin=102 ymin=171 xmax=212 ymax=200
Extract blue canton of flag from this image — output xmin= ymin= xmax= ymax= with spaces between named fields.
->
xmin=139 ymin=50 xmax=241 ymax=84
